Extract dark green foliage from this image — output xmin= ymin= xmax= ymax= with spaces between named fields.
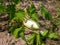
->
xmin=15 ymin=9 xmax=25 ymax=21
xmin=12 ymin=0 xmax=22 ymax=4
xmin=40 ymin=4 xmax=53 ymax=21
xmin=8 ymin=21 xmax=21 ymax=33
xmin=27 ymin=4 xmax=39 ymax=22
xmin=6 ymin=4 xmax=16 ymax=20
xmin=0 ymin=4 xmax=4 ymax=14
xmin=26 ymin=32 xmax=41 ymax=45
xmin=31 ymin=13 xmax=39 ymax=22
xmin=27 ymin=4 xmax=36 ymax=15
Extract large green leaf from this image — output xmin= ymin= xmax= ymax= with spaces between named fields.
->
xmin=31 ymin=13 xmax=39 ymax=21
xmin=13 ymin=27 xmax=24 ymax=38
xmin=16 ymin=10 xmax=25 ymax=21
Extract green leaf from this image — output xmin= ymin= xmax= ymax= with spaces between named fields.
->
xmin=16 ymin=10 xmax=25 ymax=21
xmin=0 ymin=4 xmax=4 ymax=14
xmin=8 ymin=26 xmax=16 ymax=33
xmin=13 ymin=27 xmax=24 ymax=38
xmin=27 ymin=33 xmax=36 ymax=45
xmin=13 ymin=28 xmax=20 ymax=38
xmin=19 ymin=27 xmax=28 ymax=45
xmin=40 ymin=4 xmax=52 ymax=21
xmin=6 ymin=4 xmax=16 ymax=20
xmin=36 ymin=32 xmax=41 ymax=45
xmin=31 ymin=13 xmax=39 ymax=21
xmin=8 ymin=22 xmax=18 ymax=33
xmin=41 ymin=30 xmax=48 ymax=37
xmin=27 ymin=34 xmax=36 ymax=42
xmin=8 ymin=19 xmax=22 ymax=33
xmin=19 ymin=32 xmax=25 ymax=40
xmin=27 ymin=4 xmax=36 ymax=15
xmin=48 ymin=33 xmax=58 ymax=39
xmin=27 ymin=4 xmax=39 ymax=22
xmin=41 ymin=42 xmax=45 ymax=45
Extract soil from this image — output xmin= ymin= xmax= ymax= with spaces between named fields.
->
xmin=0 ymin=0 xmax=60 ymax=45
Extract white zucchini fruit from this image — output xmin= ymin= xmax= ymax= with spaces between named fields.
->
xmin=23 ymin=19 xmax=39 ymax=29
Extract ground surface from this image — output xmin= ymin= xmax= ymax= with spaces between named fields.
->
xmin=0 ymin=0 xmax=60 ymax=45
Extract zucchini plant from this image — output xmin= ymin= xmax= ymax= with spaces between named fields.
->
xmin=0 ymin=0 xmax=59 ymax=45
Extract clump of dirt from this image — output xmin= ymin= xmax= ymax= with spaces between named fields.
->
xmin=45 ymin=38 xmax=60 ymax=45
xmin=0 ymin=13 xmax=9 ymax=31
xmin=0 ymin=31 xmax=26 ymax=45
